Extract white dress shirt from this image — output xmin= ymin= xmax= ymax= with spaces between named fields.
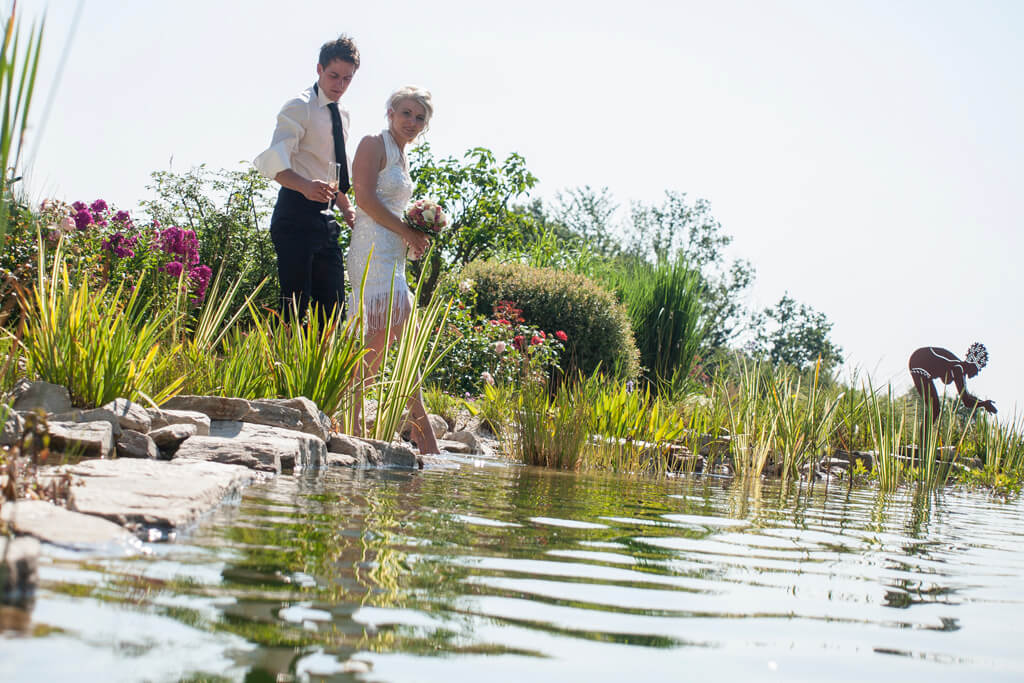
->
xmin=254 ymin=84 xmax=351 ymax=184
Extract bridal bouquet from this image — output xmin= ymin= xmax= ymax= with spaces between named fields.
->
xmin=404 ymin=199 xmax=450 ymax=236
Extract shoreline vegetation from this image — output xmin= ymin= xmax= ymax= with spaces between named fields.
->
xmin=1 ymin=188 xmax=1021 ymax=507
xmin=2 ymin=2 xmax=1022 ymax=538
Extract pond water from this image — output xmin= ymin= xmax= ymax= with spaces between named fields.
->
xmin=5 ymin=453 xmax=1024 ymax=682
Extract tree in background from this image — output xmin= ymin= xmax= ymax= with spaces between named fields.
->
xmin=750 ymin=293 xmax=843 ymax=372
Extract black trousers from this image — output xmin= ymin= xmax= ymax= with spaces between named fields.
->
xmin=269 ymin=187 xmax=346 ymax=321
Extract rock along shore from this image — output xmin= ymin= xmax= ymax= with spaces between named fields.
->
xmin=0 ymin=382 xmax=497 ymax=606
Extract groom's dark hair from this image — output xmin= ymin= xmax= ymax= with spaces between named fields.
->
xmin=319 ymin=35 xmax=360 ymax=70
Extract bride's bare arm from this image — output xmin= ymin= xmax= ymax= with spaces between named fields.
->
xmin=352 ymin=135 xmax=429 ymax=257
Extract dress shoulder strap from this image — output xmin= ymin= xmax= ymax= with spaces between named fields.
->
xmin=381 ymin=129 xmax=401 ymax=169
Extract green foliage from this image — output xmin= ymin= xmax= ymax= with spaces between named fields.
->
xmin=751 ymin=293 xmax=843 ymax=372
xmin=422 ymin=384 xmax=459 ymax=427
xmin=624 ymin=191 xmax=754 ymax=349
xmin=409 ymin=144 xmax=538 ymax=267
xmin=582 ymin=374 xmax=689 ymax=475
xmin=18 ymin=240 xmax=184 ymax=407
xmin=863 ymin=381 xmax=908 ymax=491
xmin=466 ymin=382 xmax=515 ymax=438
xmin=512 ymin=377 xmax=591 ymax=470
xmin=600 ymin=253 xmax=708 ymax=387
xmin=724 ymin=358 xmax=777 ymax=478
xmin=461 ymin=260 xmax=640 ymax=380
xmin=0 ymin=5 xmax=44 ymax=242
xmin=549 ymin=185 xmax=620 ymax=257
xmin=141 ymin=164 xmax=278 ymax=314
xmin=768 ymin=360 xmax=844 ymax=485
xmin=408 ymin=144 xmax=538 ymax=301
xmin=248 ymin=303 xmax=365 ymax=418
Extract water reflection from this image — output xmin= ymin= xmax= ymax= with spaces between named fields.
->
xmin=15 ymin=462 xmax=1024 ymax=681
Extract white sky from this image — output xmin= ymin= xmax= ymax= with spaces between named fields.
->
xmin=14 ymin=0 xmax=1024 ymax=413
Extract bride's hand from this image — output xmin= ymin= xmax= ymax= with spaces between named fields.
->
xmin=405 ymin=227 xmax=430 ymax=260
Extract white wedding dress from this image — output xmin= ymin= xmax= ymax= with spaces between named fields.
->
xmin=346 ymin=130 xmax=413 ymax=331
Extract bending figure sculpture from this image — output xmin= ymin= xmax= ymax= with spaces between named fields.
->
xmin=908 ymin=343 xmax=997 ymax=418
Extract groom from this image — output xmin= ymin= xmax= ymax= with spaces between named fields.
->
xmin=254 ymin=35 xmax=359 ymax=321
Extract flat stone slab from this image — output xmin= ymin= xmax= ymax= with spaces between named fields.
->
xmin=50 ymin=408 xmax=123 ymax=437
xmin=116 ymin=429 xmax=159 ymax=459
xmin=176 ymin=421 xmax=326 ymax=473
xmin=0 ymin=536 xmax=39 ymax=607
xmin=147 ymin=408 xmax=211 ymax=434
xmin=162 ymin=395 xmax=249 ymax=421
xmin=101 ymin=398 xmax=152 ymax=433
xmin=1 ymin=500 xmax=141 ymax=553
xmin=438 ymin=438 xmax=474 ymax=455
xmin=355 ymin=437 xmax=420 ymax=469
xmin=66 ymin=458 xmax=259 ymax=532
xmin=326 ymin=453 xmax=358 ymax=467
xmin=328 ymin=433 xmax=380 ymax=466
xmin=252 ymin=397 xmax=332 ymax=441
xmin=48 ymin=420 xmax=114 ymax=459
xmin=150 ymin=423 xmax=197 ymax=457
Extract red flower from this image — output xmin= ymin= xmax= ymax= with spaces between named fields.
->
xmin=530 ymin=335 xmax=543 ymax=346
xmin=555 ymin=330 xmax=568 ymax=342
xmin=513 ymin=335 xmax=525 ymax=351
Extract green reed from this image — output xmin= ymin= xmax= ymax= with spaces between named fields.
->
xmin=512 ymin=376 xmax=591 ymax=470
xmin=863 ymin=380 xmax=907 ymax=491
xmin=364 ymin=257 xmax=455 ymax=442
xmin=769 ymin=360 xmax=843 ymax=485
xmin=968 ymin=412 xmax=1024 ymax=486
xmin=247 ymin=301 xmax=365 ymax=420
xmin=19 ymin=238 xmax=183 ymax=407
xmin=1 ymin=4 xmax=45 ymax=241
xmin=725 ymin=358 xmax=776 ymax=478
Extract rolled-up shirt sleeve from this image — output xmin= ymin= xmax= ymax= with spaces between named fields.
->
xmin=254 ymin=99 xmax=307 ymax=180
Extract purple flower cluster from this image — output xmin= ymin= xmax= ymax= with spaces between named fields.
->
xmin=71 ymin=199 xmax=134 ymax=231
xmin=65 ymin=198 xmax=213 ymax=305
xmin=101 ymin=231 xmax=138 ymax=259
xmin=156 ymin=226 xmax=200 ymax=266
xmin=189 ymin=264 xmax=213 ymax=302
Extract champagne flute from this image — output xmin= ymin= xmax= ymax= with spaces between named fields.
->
xmin=320 ymin=162 xmax=341 ymax=216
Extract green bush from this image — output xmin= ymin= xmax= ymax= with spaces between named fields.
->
xmin=460 ymin=260 xmax=639 ymax=380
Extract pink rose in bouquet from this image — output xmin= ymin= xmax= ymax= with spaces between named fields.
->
xmin=404 ymin=199 xmax=450 ymax=236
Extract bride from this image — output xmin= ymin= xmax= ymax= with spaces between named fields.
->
xmin=347 ymin=86 xmax=439 ymax=454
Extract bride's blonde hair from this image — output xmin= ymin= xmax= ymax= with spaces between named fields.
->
xmin=386 ymin=86 xmax=433 ymax=130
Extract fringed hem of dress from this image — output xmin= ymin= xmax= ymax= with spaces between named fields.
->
xmin=350 ymin=289 xmax=413 ymax=334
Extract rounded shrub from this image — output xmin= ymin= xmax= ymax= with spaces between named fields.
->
xmin=460 ymin=260 xmax=640 ymax=380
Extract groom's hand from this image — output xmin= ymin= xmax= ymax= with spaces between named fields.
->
xmin=302 ymin=179 xmax=336 ymax=204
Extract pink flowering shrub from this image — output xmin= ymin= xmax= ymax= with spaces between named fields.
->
xmin=7 ymin=198 xmax=214 ymax=308
xmin=427 ymin=290 xmax=566 ymax=394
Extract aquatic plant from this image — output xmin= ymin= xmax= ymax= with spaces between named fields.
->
xmin=17 ymin=237 xmax=183 ymax=407
xmin=0 ymin=3 xmax=44 ymax=242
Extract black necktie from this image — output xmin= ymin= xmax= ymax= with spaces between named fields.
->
xmin=326 ymin=102 xmax=351 ymax=193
